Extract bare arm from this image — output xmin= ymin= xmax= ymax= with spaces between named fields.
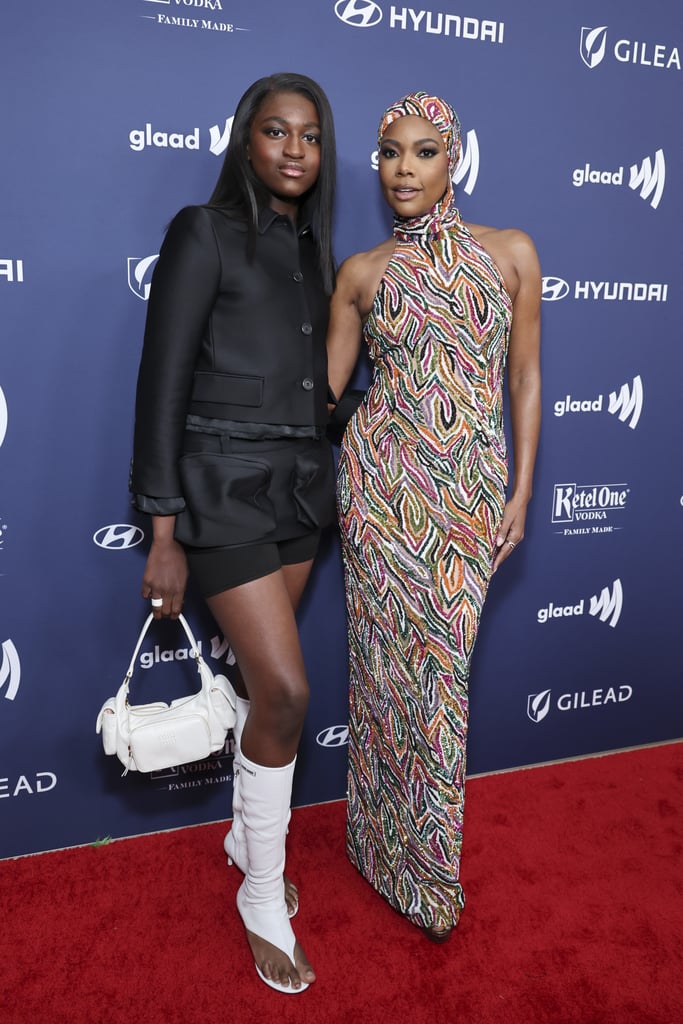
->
xmin=493 ymin=232 xmax=542 ymax=572
xmin=326 ymin=256 xmax=365 ymax=408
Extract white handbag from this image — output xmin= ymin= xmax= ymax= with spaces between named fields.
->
xmin=96 ymin=613 xmax=236 ymax=774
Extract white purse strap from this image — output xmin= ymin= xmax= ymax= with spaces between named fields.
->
xmin=124 ymin=613 xmax=206 ymax=685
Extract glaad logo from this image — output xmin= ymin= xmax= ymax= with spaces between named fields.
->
xmin=334 ymin=0 xmax=382 ymax=27
xmin=0 ymin=516 xmax=7 ymax=552
xmin=127 ymin=256 xmax=159 ymax=301
xmin=590 ymin=580 xmax=623 ymax=628
xmin=129 ymin=124 xmax=200 ymax=152
xmin=554 ymin=376 xmax=643 ymax=430
xmin=316 ymin=725 xmax=349 ymax=747
xmin=527 ymin=684 xmax=633 ymax=724
xmin=93 ymin=525 xmax=145 ymax=550
xmin=629 ymin=151 xmax=666 ymax=210
xmin=371 ymin=128 xmax=479 ymax=193
xmin=453 ymin=129 xmax=479 ymax=195
xmin=209 ymin=116 xmax=234 ymax=156
xmin=1 ymin=639 xmax=21 ymax=701
xmin=572 ymin=150 xmax=665 ymax=209
xmin=140 ymin=641 xmax=201 ymax=670
xmin=128 ymin=116 xmax=235 ymax=156
xmin=580 ymin=26 xmax=681 ymax=72
xmin=209 ymin=633 xmax=236 ymax=666
xmin=537 ymin=578 xmax=623 ymax=628
xmin=608 ymin=376 xmax=643 ymax=429
xmin=0 ymin=259 xmax=24 ymax=282
xmin=0 ymin=385 xmax=7 ymax=448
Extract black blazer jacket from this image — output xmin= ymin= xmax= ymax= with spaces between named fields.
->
xmin=131 ymin=204 xmax=331 ymax=520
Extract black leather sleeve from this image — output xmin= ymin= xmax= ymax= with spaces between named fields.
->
xmin=130 ymin=206 xmax=221 ymax=504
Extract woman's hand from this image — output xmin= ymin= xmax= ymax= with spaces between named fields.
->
xmin=141 ymin=516 xmax=188 ymax=618
xmin=492 ymin=494 xmax=529 ymax=573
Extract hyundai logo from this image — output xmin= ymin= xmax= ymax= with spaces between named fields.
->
xmin=542 ymin=276 xmax=570 ymax=301
xmin=316 ymin=725 xmax=349 ymax=747
xmin=93 ymin=524 xmax=145 ymax=550
xmin=334 ymin=0 xmax=382 ymax=29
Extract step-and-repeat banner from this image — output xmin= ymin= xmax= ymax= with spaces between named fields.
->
xmin=1 ymin=1 xmax=681 ymax=857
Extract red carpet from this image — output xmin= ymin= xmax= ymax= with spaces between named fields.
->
xmin=1 ymin=743 xmax=681 ymax=1024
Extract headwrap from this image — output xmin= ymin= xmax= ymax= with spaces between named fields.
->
xmin=377 ymin=91 xmax=462 ymax=239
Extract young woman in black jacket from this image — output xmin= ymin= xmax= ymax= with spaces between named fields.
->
xmin=130 ymin=72 xmax=337 ymax=995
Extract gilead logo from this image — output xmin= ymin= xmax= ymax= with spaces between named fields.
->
xmin=527 ymin=686 xmax=632 ymax=723
xmin=580 ymin=26 xmax=681 ymax=71
xmin=128 ymin=255 xmax=159 ymax=300
xmin=0 ymin=772 xmax=57 ymax=798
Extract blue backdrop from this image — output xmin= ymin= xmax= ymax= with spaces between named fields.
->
xmin=1 ymin=0 xmax=681 ymax=858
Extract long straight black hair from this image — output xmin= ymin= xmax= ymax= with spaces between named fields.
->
xmin=208 ymin=72 xmax=337 ymax=294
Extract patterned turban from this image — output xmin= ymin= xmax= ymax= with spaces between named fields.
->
xmin=378 ymin=91 xmax=462 ymax=177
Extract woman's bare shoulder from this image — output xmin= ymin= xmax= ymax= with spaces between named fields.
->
xmin=464 ymin=221 xmax=540 ymax=300
xmin=465 ymin=222 xmax=536 ymax=256
xmin=335 ymin=238 xmax=395 ymax=315
xmin=338 ymin=237 xmax=395 ymax=281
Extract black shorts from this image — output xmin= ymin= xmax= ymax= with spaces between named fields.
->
xmin=184 ymin=531 xmax=321 ymax=597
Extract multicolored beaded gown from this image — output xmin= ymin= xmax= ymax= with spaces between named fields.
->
xmin=337 ymin=189 xmax=512 ymax=929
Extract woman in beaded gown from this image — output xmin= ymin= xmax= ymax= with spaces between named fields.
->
xmin=326 ymin=93 xmax=541 ymax=941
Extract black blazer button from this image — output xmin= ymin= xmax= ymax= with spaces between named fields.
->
xmin=301 ymin=322 xmax=313 ymax=335
xmin=302 ymin=378 xmax=314 ymax=390
xmin=293 ymin=271 xmax=304 ymax=283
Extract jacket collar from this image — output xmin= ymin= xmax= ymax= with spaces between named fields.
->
xmin=257 ymin=205 xmax=312 ymax=238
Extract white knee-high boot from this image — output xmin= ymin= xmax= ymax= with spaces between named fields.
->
xmin=224 ymin=699 xmax=298 ymax=919
xmin=236 ymin=753 xmax=308 ymax=994
xmin=223 ymin=695 xmax=250 ymax=871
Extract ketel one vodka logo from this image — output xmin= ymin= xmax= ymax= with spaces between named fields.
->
xmin=552 ymin=482 xmax=629 ymax=532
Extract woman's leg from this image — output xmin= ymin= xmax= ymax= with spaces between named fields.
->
xmin=222 ymin=559 xmax=312 ymax=914
xmin=207 ymin=564 xmax=315 ymax=991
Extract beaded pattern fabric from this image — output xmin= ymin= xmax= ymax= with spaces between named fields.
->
xmin=338 ymin=94 xmax=513 ymax=928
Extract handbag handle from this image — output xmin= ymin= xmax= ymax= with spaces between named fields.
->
xmin=124 ymin=613 xmax=207 ymax=685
